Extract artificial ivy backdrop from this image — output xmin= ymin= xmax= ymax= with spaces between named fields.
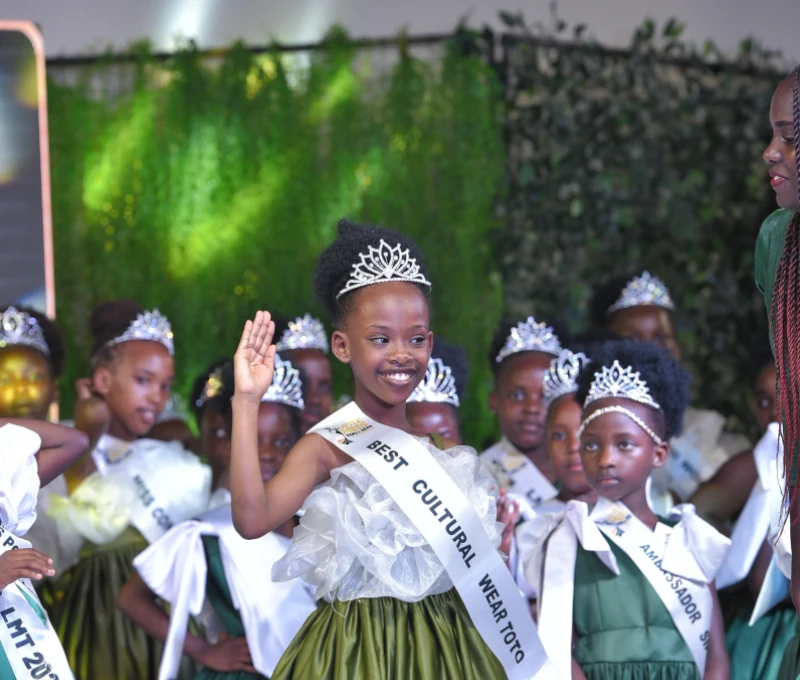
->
xmin=47 ymin=17 xmax=786 ymax=444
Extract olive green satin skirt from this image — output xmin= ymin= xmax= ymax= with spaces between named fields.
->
xmin=271 ymin=589 xmax=505 ymax=680
xmin=43 ymin=527 xmax=198 ymax=680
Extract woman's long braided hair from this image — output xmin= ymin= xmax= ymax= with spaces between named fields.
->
xmin=771 ymin=66 xmax=800 ymax=512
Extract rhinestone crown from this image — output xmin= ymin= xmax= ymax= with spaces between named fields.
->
xmin=607 ymin=271 xmax=675 ymax=315
xmin=262 ymin=353 xmax=305 ymax=411
xmin=496 ymin=316 xmax=562 ymax=363
xmin=0 ymin=306 xmax=50 ymax=357
xmin=407 ymin=357 xmax=460 ymax=407
xmin=337 ymin=239 xmax=431 ymax=299
xmin=276 ymin=314 xmax=329 ymax=354
xmin=584 ymin=360 xmax=660 ymax=410
xmin=543 ymin=349 xmax=588 ymax=409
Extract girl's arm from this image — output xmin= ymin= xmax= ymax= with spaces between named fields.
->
xmin=571 ymin=658 xmax=588 ymax=680
xmin=117 ymin=572 xmax=256 ymax=673
xmin=230 ymin=311 xmax=336 ymax=540
xmin=231 ymin=402 xmax=333 ymax=539
xmin=703 ymin=583 xmax=730 ymax=680
xmin=0 ymin=418 xmax=89 ymax=486
xmin=747 ymin=539 xmax=772 ymax=600
xmin=688 ymin=451 xmax=757 ymax=531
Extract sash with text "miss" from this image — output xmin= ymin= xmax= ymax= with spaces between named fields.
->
xmin=311 ymin=403 xmax=550 ymax=680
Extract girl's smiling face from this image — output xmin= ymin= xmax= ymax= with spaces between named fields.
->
xmin=579 ymin=398 xmax=668 ymax=505
xmin=332 ymin=282 xmax=432 ymax=411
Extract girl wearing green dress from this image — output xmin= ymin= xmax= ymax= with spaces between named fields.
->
xmin=45 ymin=300 xmax=211 ymax=680
xmin=755 ymin=65 xmax=800 ymax=680
xmin=118 ymin=357 xmax=317 ymax=679
xmin=228 ymin=220 xmax=546 ymax=679
xmin=521 ymin=340 xmax=730 ymax=680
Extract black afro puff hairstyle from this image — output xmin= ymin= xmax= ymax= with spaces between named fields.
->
xmin=488 ymin=316 xmax=571 ymax=374
xmin=313 ymin=219 xmax=431 ymax=327
xmin=430 ymin=336 xmax=469 ymax=404
xmin=576 ymin=339 xmax=691 ymax=441
xmin=0 ymin=304 xmax=66 ymax=379
xmin=189 ymin=358 xmax=234 ymax=424
xmin=588 ymin=273 xmax=678 ymax=329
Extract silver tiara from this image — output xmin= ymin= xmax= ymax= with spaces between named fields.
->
xmin=105 ymin=309 xmax=175 ymax=356
xmin=337 ymin=239 xmax=432 ymax=299
xmin=496 ymin=316 xmax=562 ymax=363
xmin=607 ymin=272 xmax=675 ymax=315
xmin=543 ymin=349 xmax=587 ymax=409
xmin=407 ymin=357 xmax=460 ymax=407
xmin=584 ymin=360 xmax=660 ymax=410
xmin=262 ymin=353 xmax=304 ymax=411
xmin=275 ymin=314 xmax=329 ymax=354
xmin=0 ymin=306 xmax=50 ymax=357
xmin=196 ymin=366 xmax=226 ymax=409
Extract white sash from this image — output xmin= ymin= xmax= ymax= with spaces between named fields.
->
xmin=530 ymin=499 xmax=727 ymax=677
xmin=716 ymin=424 xmax=783 ymax=589
xmin=480 ymin=439 xmax=558 ymax=520
xmin=0 ymin=526 xmax=74 ymax=679
xmin=311 ymin=403 xmax=549 ymax=679
xmin=135 ymin=501 xmax=315 ymax=680
xmin=593 ymin=499 xmax=725 ymax=674
xmin=92 ymin=436 xmax=212 ymax=544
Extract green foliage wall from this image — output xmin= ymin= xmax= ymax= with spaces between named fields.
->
xmin=496 ymin=14 xmax=786 ymax=437
xmin=48 ymin=33 xmax=505 ymax=443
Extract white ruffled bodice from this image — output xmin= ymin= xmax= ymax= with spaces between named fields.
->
xmin=272 ymin=439 xmax=502 ymax=603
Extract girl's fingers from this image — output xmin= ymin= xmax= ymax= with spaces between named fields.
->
xmin=236 ymin=320 xmax=253 ymax=353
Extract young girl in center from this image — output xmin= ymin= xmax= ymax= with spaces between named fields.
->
xmin=229 ymin=220 xmax=546 ymax=679
xmin=45 ymin=299 xmax=212 ymax=680
xmin=522 ymin=340 xmax=730 ymax=680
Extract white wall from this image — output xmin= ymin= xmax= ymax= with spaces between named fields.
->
xmin=3 ymin=0 xmax=800 ymax=62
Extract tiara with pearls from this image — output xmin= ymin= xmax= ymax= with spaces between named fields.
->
xmin=276 ymin=314 xmax=329 ymax=354
xmin=262 ymin=353 xmax=304 ymax=411
xmin=584 ymin=360 xmax=660 ymax=410
xmin=607 ymin=272 xmax=675 ymax=315
xmin=0 ymin=306 xmax=50 ymax=356
xmin=496 ymin=317 xmax=562 ymax=363
xmin=103 ymin=309 xmax=175 ymax=356
xmin=543 ymin=349 xmax=587 ymax=409
xmin=407 ymin=357 xmax=460 ymax=407
xmin=196 ymin=366 xmax=227 ymax=409
xmin=337 ymin=239 xmax=431 ymax=299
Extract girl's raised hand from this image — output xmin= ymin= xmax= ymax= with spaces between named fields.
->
xmin=234 ymin=311 xmax=276 ymax=403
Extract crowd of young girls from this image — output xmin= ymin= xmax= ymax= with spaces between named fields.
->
xmin=0 ymin=66 xmax=798 ymax=680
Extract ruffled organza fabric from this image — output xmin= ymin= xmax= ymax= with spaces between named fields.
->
xmin=0 ymin=423 xmax=41 ymax=534
xmin=272 ymin=439 xmax=502 ymax=603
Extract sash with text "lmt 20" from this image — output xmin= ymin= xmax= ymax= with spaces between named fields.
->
xmin=310 ymin=402 xmax=550 ymax=680
xmin=0 ymin=525 xmax=74 ymax=680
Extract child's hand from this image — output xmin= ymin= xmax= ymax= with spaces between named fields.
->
xmin=73 ymin=378 xmax=110 ymax=436
xmin=197 ymin=634 xmax=256 ymax=673
xmin=0 ymin=548 xmax=55 ymax=589
xmin=497 ymin=489 xmax=520 ymax=558
xmin=233 ymin=311 xmax=276 ymax=404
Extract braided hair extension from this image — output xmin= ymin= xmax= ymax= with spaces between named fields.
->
xmin=771 ymin=66 xmax=800 ymax=513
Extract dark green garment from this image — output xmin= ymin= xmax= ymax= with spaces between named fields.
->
xmin=778 ymin=633 xmax=800 ymax=680
xmin=270 ymin=589 xmax=505 ymax=680
xmin=727 ymin=599 xmax=799 ymax=680
xmin=195 ymin=535 xmax=268 ymax=680
xmin=572 ymin=539 xmax=699 ymax=680
xmin=44 ymin=526 xmax=197 ymax=680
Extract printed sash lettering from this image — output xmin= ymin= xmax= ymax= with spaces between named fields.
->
xmin=0 ymin=528 xmax=74 ymax=679
xmin=311 ymin=403 xmax=549 ymax=680
xmin=593 ymin=503 xmax=713 ymax=674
